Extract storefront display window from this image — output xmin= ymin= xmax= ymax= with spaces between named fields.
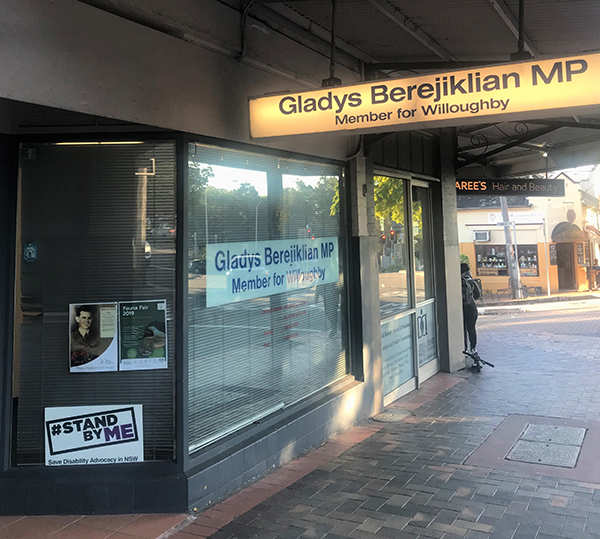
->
xmin=476 ymin=244 xmax=539 ymax=277
xmin=187 ymin=143 xmax=347 ymax=454
xmin=14 ymin=140 xmax=177 ymax=465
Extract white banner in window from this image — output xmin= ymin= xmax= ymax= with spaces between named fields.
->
xmin=206 ymin=237 xmax=339 ymax=307
xmin=488 ymin=212 xmax=544 ymax=225
xmin=45 ymin=405 xmax=143 ymax=466
xmin=417 ymin=302 xmax=437 ymax=367
xmin=381 ymin=315 xmax=414 ymax=395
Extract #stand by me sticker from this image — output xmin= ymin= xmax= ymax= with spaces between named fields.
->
xmin=45 ymin=405 xmax=143 ymax=466
xmin=119 ymin=300 xmax=168 ymax=371
xmin=69 ymin=303 xmax=118 ymax=373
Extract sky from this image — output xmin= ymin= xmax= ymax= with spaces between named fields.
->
xmin=204 ymin=163 xmax=323 ymax=197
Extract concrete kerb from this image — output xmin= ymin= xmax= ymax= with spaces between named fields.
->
xmin=477 ymin=293 xmax=600 ymax=315
xmin=478 ymin=306 xmax=525 ymax=316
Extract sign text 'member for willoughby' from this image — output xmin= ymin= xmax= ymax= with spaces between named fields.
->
xmin=249 ymin=53 xmax=600 ymax=138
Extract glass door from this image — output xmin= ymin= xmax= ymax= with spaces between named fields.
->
xmin=376 ymin=176 xmax=415 ymax=403
xmin=412 ymin=183 xmax=439 ymax=382
xmin=377 ymin=176 xmax=440 ymax=406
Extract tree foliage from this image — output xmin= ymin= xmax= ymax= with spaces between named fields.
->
xmin=374 ymin=175 xmax=422 ymax=232
xmin=188 ymin=163 xmax=339 ymax=257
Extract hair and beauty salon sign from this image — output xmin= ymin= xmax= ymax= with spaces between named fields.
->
xmin=456 ymin=178 xmax=565 ymax=197
xmin=249 ymin=53 xmax=600 ymax=138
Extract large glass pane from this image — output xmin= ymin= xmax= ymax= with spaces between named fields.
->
xmin=376 ymin=176 xmax=410 ymax=319
xmin=187 ymin=144 xmax=346 ymax=453
xmin=412 ymin=186 xmax=434 ymax=303
xmin=14 ymin=140 xmax=176 ymax=465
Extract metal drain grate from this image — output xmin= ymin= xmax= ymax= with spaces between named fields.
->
xmin=520 ymin=424 xmax=586 ymax=446
xmin=505 ymin=424 xmax=587 ymax=468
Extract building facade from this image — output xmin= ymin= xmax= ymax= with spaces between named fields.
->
xmin=458 ymin=172 xmax=600 ymax=297
xmin=0 ymin=0 xmax=464 ymax=515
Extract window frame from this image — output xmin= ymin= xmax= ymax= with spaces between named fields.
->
xmin=182 ymin=137 xmax=353 ymax=473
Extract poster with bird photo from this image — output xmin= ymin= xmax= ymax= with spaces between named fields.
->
xmin=118 ymin=300 xmax=168 ymax=371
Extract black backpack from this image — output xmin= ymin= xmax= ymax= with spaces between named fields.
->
xmin=462 ymin=275 xmax=481 ymax=304
xmin=462 ymin=275 xmax=474 ymax=305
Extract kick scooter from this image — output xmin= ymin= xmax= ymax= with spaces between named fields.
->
xmin=463 ymin=350 xmax=495 ymax=373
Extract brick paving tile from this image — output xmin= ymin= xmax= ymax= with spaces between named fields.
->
xmin=428 ymin=522 xmax=468 ymax=536
xmin=465 ymin=532 xmax=492 ymax=539
xmin=372 ymin=528 xmax=418 ymax=539
xmin=355 ymin=518 xmax=387 ymax=533
xmin=401 ymin=524 xmax=445 ymax=538
xmin=300 ymin=522 xmax=334 ymax=538
xmin=504 ymin=501 xmax=529 ymax=516
xmin=512 ymin=522 xmax=541 ymax=539
xmin=178 ymin=523 xmax=220 ymax=537
xmin=459 ymin=506 xmax=485 ymax=522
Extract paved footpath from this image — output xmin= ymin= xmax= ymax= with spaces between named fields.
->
xmin=4 ymin=299 xmax=600 ymax=539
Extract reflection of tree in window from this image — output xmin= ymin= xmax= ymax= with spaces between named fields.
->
xmin=189 ymin=163 xmax=268 ymax=249
xmin=188 ymin=161 xmax=213 ymax=192
xmin=283 ymin=176 xmax=338 ymax=238
xmin=374 ymin=176 xmax=415 ymax=271
xmin=375 ymin=176 xmax=411 ymax=317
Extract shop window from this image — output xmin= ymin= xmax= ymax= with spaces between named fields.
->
xmin=187 ymin=144 xmax=347 ymax=454
xmin=14 ymin=140 xmax=176 ymax=465
xmin=476 ymin=244 xmax=539 ymax=277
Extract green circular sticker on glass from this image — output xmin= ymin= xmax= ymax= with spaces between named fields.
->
xmin=127 ymin=348 xmax=137 ymax=358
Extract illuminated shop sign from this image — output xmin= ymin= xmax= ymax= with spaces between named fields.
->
xmin=249 ymin=53 xmax=600 ymax=138
xmin=456 ymin=178 xmax=565 ymax=197
xmin=206 ymin=237 xmax=339 ymax=307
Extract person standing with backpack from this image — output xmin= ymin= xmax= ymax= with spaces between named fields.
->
xmin=461 ymin=262 xmax=481 ymax=357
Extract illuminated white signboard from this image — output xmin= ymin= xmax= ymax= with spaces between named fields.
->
xmin=249 ymin=53 xmax=600 ymax=138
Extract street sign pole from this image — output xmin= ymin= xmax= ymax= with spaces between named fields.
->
xmin=500 ymin=197 xmax=522 ymax=299
xmin=512 ymin=221 xmax=522 ymax=293
xmin=543 ymin=217 xmax=551 ymax=297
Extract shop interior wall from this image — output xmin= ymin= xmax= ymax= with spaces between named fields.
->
xmin=0 ymin=0 xmax=358 ymax=160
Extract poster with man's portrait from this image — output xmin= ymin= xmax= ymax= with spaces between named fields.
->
xmin=69 ymin=303 xmax=118 ymax=373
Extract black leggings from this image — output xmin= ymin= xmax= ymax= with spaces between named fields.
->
xmin=463 ymin=302 xmax=478 ymax=351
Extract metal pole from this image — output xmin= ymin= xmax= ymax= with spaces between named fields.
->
xmin=512 ymin=221 xmax=522 ymax=292
xmin=518 ymin=0 xmax=525 ymax=54
xmin=543 ymin=218 xmax=551 ymax=296
xmin=500 ymin=197 xmax=521 ymax=298
xmin=205 ymin=189 xmax=209 ymax=248
xmin=329 ymin=0 xmax=337 ymax=80
xmin=255 ymin=199 xmax=265 ymax=244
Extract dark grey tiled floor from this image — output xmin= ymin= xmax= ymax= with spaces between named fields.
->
xmin=190 ymin=300 xmax=600 ymax=539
